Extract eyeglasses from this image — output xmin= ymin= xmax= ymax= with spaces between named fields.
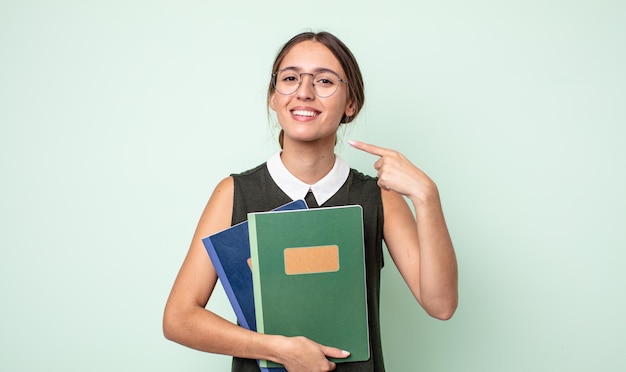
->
xmin=272 ymin=68 xmax=348 ymax=98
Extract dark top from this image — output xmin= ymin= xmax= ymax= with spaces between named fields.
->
xmin=230 ymin=163 xmax=385 ymax=372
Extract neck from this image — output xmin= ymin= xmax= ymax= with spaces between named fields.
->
xmin=280 ymin=140 xmax=336 ymax=185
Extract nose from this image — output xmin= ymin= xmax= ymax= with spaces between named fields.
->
xmin=295 ymin=73 xmax=315 ymax=100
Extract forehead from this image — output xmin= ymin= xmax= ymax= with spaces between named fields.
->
xmin=279 ymin=40 xmax=345 ymax=75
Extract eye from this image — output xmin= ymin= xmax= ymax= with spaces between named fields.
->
xmin=278 ymin=71 xmax=300 ymax=84
xmin=315 ymin=75 xmax=336 ymax=87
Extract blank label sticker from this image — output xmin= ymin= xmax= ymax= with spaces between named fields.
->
xmin=284 ymin=245 xmax=340 ymax=275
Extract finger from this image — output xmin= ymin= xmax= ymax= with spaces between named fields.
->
xmin=373 ymin=157 xmax=384 ymax=171
xmin=348 ymin=140 xmax=390 ymax=157
xmin=321 ymin=346 xmax=351 ymax=360
xmin=378 ymin=180 xmax=390 ymax=191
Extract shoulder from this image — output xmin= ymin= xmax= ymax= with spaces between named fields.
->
xmin=231 ymin=162 xmax=268 ymax=178
xmin=340 ymin=168 xmax=382 ymax=211
xmin=231 ymin=162 xmax=272 ymax=197
xmin=349 ymin=168 xmax=380 ymax=194
xmin=206 ymin=176 xmax=234 ymax=218
xmin=189 ymin=176 xmax=235 ymax=242
xmin=347 ymin=168 xmax=408 ymax=216
xmin=349 ymin=168 xmax=378 ymax=183
xmin=213 ymin=175 xmax=234 ymax=194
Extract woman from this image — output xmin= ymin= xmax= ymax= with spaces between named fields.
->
xmin=163 ymin=31 xmax=458 ymax=372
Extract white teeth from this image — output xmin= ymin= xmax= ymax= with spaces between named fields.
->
xmin=292 ymin=110 xmax=317 ymax=117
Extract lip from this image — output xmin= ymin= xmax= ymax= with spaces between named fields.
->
xmin=290 ymin=106 xmax=321 ymax=120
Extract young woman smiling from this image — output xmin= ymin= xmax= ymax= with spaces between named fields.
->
xmin=163 ymin=31 xmax=458 ymax=372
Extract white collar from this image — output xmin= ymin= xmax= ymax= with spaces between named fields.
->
xmin=266 ymin=151 xmax=350 ymax=205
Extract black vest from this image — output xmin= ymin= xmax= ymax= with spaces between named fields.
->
xmin=230 ymin=163 xmax=385 ymax=372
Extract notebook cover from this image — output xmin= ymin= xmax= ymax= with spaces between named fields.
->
xmin=248 ymin=205 xmax=369 ymax=368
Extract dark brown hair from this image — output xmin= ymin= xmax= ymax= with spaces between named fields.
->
xmin=268 ymin=31 xmax=365 ymax=147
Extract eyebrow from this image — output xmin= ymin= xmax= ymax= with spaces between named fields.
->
xmin=280 ymin=66 xmax=341 ymax=76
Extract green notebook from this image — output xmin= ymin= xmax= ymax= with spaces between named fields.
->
xmin=248 ymin=205 xmax=370 ymax=368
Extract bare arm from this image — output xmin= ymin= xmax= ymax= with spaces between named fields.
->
xmin=349 ymin=141 xmax=458 ymax=320
xmin=162 ymin=177 xmax=348 ymax=371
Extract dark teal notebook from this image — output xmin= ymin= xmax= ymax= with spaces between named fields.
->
xmin=248 ymin=205 xmax=369 ymax=368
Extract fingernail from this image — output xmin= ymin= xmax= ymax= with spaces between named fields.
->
xmin=348 ymin=140 xmax=356 ymax=146
xmin=342 ymin=350 xmax=350 ymax=356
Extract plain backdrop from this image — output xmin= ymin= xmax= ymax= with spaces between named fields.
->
xmin=1 ymin=1 xmax=625 ymax=371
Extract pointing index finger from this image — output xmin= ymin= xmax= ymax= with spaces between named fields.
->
xmin=348 ymin=140 xmax=390 ymax=157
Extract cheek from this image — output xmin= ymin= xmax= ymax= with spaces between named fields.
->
xmin=270 ymin=93 xmax=293 ymax=112
xmin=331 ymin=97 xmax=352 ymax=118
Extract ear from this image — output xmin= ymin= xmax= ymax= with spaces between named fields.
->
xmin=344 ymin=99 xmax=356 ymax=118
xmin=269 ymin=92 xmax=277 ymax=111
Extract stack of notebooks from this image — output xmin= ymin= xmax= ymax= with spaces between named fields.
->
xmin=202 ymin=200 xmax=369 ymax=371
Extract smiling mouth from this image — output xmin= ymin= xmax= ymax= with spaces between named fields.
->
xmin=291 ymin=110 xmax=319 ymax=118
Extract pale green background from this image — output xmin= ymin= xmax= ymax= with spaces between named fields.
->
xmin=1 ymin=0 xmax=624 ymax=371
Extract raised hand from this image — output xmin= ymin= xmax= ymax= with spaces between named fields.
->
xmin=349 ymin=140 xmax=458 ymax=320
xmin=348 ymin=140 xmax=437 ymax=202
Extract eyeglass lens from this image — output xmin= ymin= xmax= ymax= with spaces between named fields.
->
xmin=273 ymin=70 xmax=342 ymax=98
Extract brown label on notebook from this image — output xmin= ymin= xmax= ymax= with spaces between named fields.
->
xmin=284 ymin=245 xmax=340 ymax=275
